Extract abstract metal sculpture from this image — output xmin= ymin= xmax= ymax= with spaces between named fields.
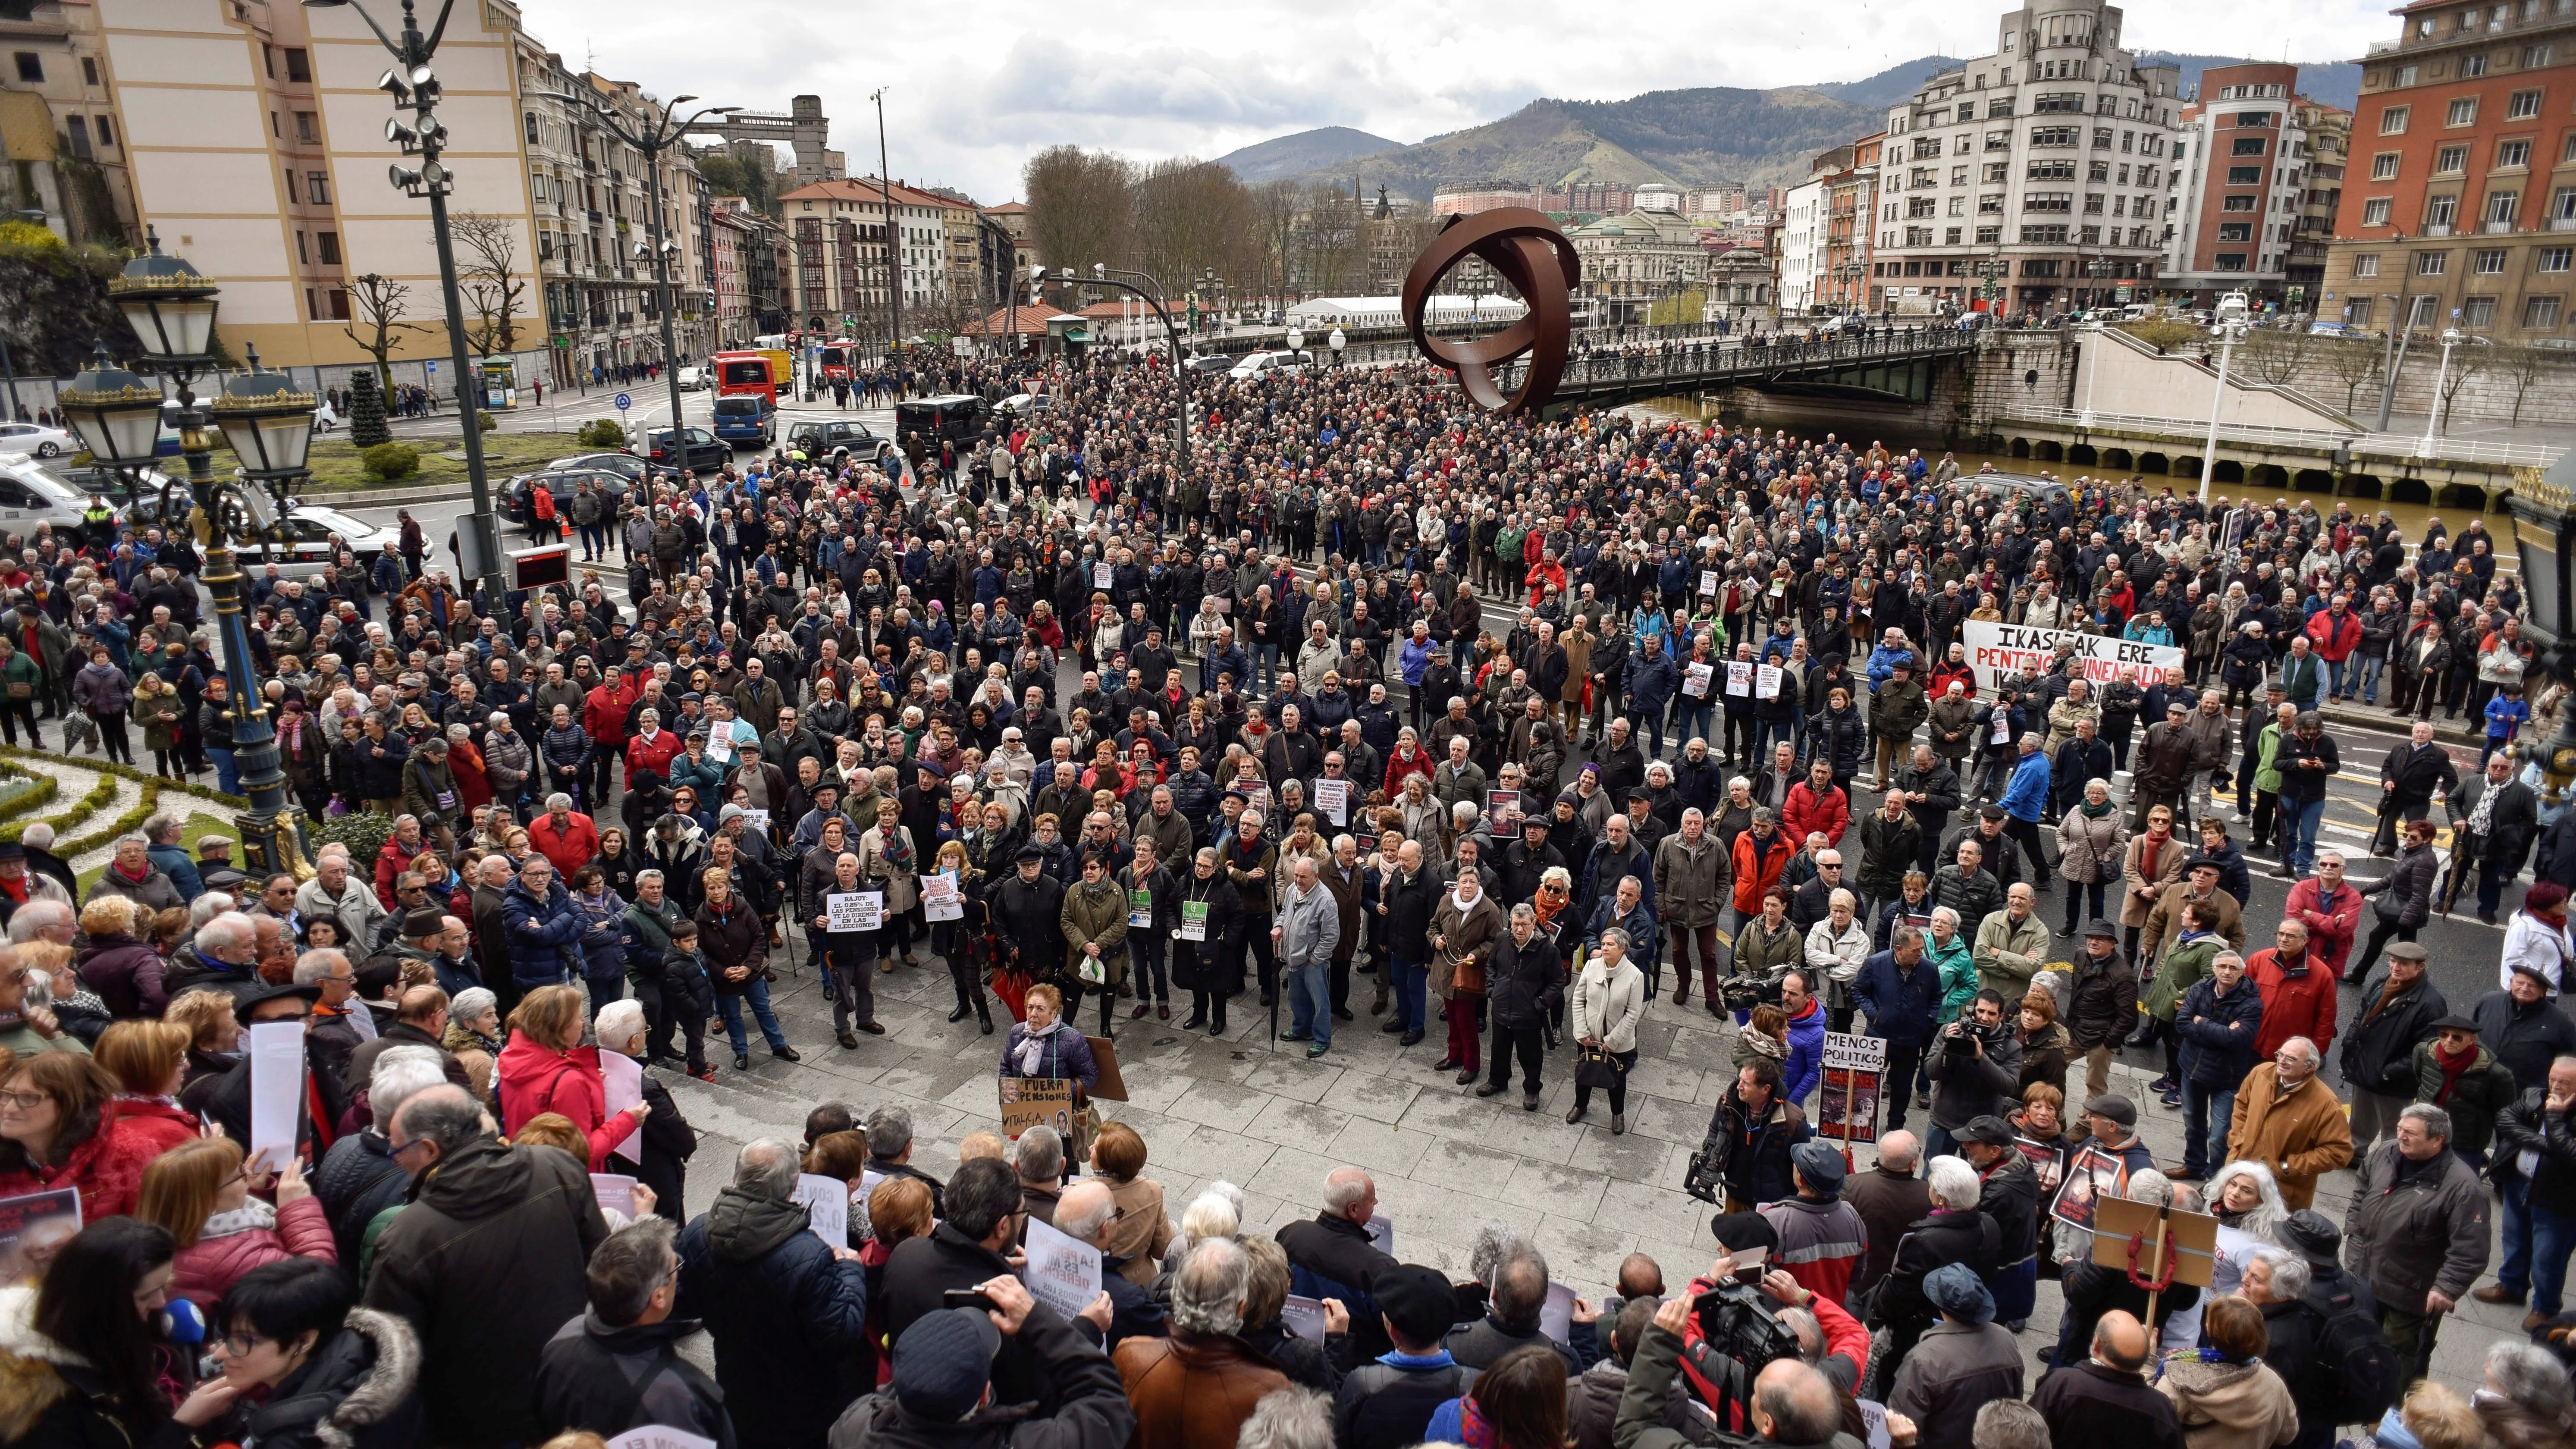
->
xmin=1399 ymin=207 xmax=1581 ymax=415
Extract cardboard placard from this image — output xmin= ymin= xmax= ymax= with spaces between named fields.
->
xmin=601 ymin=1050 xmax=645 ymax=1166
xmin=1084 ymin=1035 xmax=1127 ymax=1102
xmin=248 ymin=1019 xmax=305 ymax=1173
xmin=1021 ymin=1214 xmax=1104 ymax=1322
xmin=1821 ymin=1032 xmax=1886 ymax=1072
xmin=795 ymin=1172 xmax=849 ymax=1247
xmin=925 ymin=871 xmax=964 ymax=922
xmin=1281 ymin=1294 xmax=1329 ymax=1342
xmin=0 ymin=1186 xmax=81 ymax=1286
xmin=1000 ymin=1075 xmax=1077 ymax=1138
xmin=590 ymin=1172 xmax=638 ymax=1221
xmin=1817 ymin=1068 xmax=1880 ymax=1144
xmin=826 ymin=891 xmax=884 ymax=932
xmin=2088 ymin=1195 xmax=2220 ymax=1289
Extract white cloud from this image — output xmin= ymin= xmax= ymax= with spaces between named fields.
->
xmin=523 ymin=0 xmax=2396 ymax=201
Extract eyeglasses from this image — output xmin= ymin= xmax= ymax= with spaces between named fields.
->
xmin=217 ymin=1331 xmax=278 ymax=1357
xmin=0 ymin=1089 xmax=49 ymax=1109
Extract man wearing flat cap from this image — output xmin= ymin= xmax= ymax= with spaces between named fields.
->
xmin=1887 ymin=1263 xmax=2022 ymax=1449
xmin=1755 ymin=1139 xmax=1867 ymax=1305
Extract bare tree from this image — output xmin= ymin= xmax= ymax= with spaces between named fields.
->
xmin=448 ymin=211 xmax=530 ymax=358
xmin=2320 ymin=336 xmax=2384 ymax=416
xmin=1252 ymin=180 xmax=1301 ymax=313
xmin=1023 ymin=145 xmax=1138 ymax=307
xmin=2495 ymin=342 xmax=2554 ymax=424
xmin=2437 ymin=342 xmax=2493 ymax=431
xmin=340 ymin=274 xmax=420 ymax=391
xmin=2239 ymin=326 xmax=2314 ymax=386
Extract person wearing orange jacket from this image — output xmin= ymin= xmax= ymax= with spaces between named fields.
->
xmin=1731 ymin=808 xmax=1792 ymax=930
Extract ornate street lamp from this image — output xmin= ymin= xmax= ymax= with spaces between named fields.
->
xmin=86 ymin=235 xmax=317 ymax=878
xmin=2509 ymin=454 xmax=2576 ymax=800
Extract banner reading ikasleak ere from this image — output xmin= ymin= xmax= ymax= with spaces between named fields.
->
xmin=1961 ymin=621 xmax=2184 ymax=694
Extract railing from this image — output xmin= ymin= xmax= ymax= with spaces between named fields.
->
xmin=2001 ymin=403 xmax=2568 ymax=467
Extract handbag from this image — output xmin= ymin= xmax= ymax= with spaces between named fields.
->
xmin=1574 ymin=1046 xmax=1620 ymax=1091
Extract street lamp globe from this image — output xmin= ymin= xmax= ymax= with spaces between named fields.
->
xmin=1287 ymin=326 xmax=1305 ymax=352
xmin=112 ymin=229 xmax=220 ymax=367
xmin=1328 ymin=327 xmax=1346 ymax=354
xmin=58 ymin=345 xmax=163 ymax=469
xmin=212 ymin=346 xmax=319 ymax=486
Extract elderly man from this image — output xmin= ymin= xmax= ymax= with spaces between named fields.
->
xmin=2344 ymin=1103 xmax=2491 ymax=1377
xmin=677 ymin=1139 xmax=870 ymax=1449
xmin=2340 ymin=940 xmax=2447 ymax=1153
xmin=2482 ymin=1055 xmax=2576 ymax=1330
xmin=1972 ymin=883 xmax=2049 ymax=1007
xmin=87 ymin=831 xmax=182 ymax=913
xmin=1277 ymin=1167 xmax=1397 ymax=1361
xmin=1051 ymin=1178 xmax=1166 ymax=1349
xmin=2226 ymin=1035 xmax=2353 ymax=1210
xmin=1112 ymin=1238 xmax=1284 ymax=1449
xmin=1275 ymin=854 xmax=1341 ymax=1059
xmin=162 ymin=910 xmax=263 ymax=997
xmin=3 ymin=896 xmax=73 ymax=948
xmin=296 ymin=847 xmax=389 ymax=947
xmin=2029 ymin=1311 xmax=2187 ymax=1449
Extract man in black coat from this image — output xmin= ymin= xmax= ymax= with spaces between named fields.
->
xmin=1279 ymin=1166 xmax=1401 ymax=1362
xmin=1867 ymin=1152 xmax=2001 ymax=1398
xmin=1443 ymin=1242 xmax=1600 ymax=1373
xmin=2378 ymin=722 xmax=2462 ymax=856
xmin=1479 ymin=905 xmax=1563 ymax=1111
xmin=2482 ymin=1058 xmax=2576 ymax=1327
xmin=991 ymin=846 xmax=1068 ymax=979
xmin=536 ymin=1218 xmax=735 ymax=1449
xmin=2447 ymin=753 xmax=2541 ymax=923
xmin=879 ymin=1156 xmax=1101 ymax=1409
xmin=2030 ymin=1311 xmax=2189 ymax=1449
xmin=675 ymin=1139 xmax=870 ymax=1449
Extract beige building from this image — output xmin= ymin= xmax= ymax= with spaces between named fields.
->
xmin=0 ymin=0 xmax=134 ymax=242
xmin=778 ymin=176 xmax=946 ymax=340
xmin=1569 ymin=207 xmax=1709 ymax=326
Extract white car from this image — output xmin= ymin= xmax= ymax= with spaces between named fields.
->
xmin=677 ymin=366 xmax=707 ymax=392
xmin=0 ymin=422 xmax=76 ymax=459
xmin=238 ymin=502 xmax=403 ymax=580
xmin=1227 ymin=350 xmax=1312 ymax=380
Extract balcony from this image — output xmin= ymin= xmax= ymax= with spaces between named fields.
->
xmin=2484 ymin=220 xmax=2519 ymax=233
xmin=2552 ymin=216 xmax=2576 ymax=230
xmin=2423 ymin=222 xmax=2455 ymax=236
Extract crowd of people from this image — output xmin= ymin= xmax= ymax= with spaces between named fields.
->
xmin=0 ymin=343 xmax=2570 ymax=1449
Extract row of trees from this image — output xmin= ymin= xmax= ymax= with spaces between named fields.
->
xmin=336 ymin=211 xmax=530 ymax=392
xmin=1020 ymin=146 xmax=1454 ymax=317
xmin=2115 ymin=318 xmax=2567 ymax=428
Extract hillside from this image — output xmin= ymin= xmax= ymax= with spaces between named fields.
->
xmin=1253 ymin=50 xmax=2366 ymax=201
xmin=1211 ymin=125 xmax=1403 ymax=183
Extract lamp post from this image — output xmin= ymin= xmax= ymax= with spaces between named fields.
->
xmin=1329 ymin=326 xmax=1346 ymax=368
xmin=547 ymin=87 xmax=737 ymax=488
xmin=1063 ymin=266 xmax=1190 ymax=467
xmin=2076 ymin=317 xmax=2106 ymax=430
xmin=307 ymin=0 xmax=503 ymax=602
xmin=2194 ymin=293 xmax=2254 ymax=503
xmin=61 ymin=235 xmax=318 ymax=876
xmin=2419 ymin=325 xmax=2465 ymax=456
xmin=2374 ymin=292 xmax=2411 ymax=432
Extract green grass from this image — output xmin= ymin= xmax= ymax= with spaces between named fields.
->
xmin=74 ymin=810 xmax=240 ymax=897
xmin=199 ymin=430 xmax=597 ymax=492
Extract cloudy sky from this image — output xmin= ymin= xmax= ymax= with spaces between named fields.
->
xmin=525 ymin=0 xmax=2398 ymax=202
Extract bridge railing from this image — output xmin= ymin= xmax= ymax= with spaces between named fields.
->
xmin=2000 ymin=405 xmax=2566 ymax=468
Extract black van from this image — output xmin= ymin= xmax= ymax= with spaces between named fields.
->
xmin=894 ymin=394 xmax=990 ymax=444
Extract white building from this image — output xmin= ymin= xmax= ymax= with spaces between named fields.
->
xmin=1283 ymin=295 xmax=1529 ymax=331
xmin=1778 ymin=180 xmax=1825 ymax=313
xmin=1870 ymin=0 xmax=2183 ymax=317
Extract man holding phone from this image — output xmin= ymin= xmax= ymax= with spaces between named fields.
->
xmin=844 ymin=1273 xmax=1137 ymax=1446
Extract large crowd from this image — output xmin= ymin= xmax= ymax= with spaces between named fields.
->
xmin=0 ymin=346 xmax=2574 ymax=1449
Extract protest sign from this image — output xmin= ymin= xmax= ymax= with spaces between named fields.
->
xmin=1724 ymin=662 xmax=1753 ymax=697
xmin=248 ymin=1019 xmax=305 ymax=1173
xmin=740 ymin=808 xmax=771 ymax=834
xmin=590 ymin=1173 xmax=637 ymax=1221
xmin=1963 ymin=621 xmax=2183 ymax=694
xmin=0 ymin=1187 xmax=80 ymax=1286
xmin=999 ymin=1076 xmax=1076 ymax=1138
xmin=924 ymin=872 xmax=963 ymax=922
xmin=1540 ymin=1281 xmax=1579 ymax=1344
xmin=1757 ymin=665 xmax=1782 ymax=699
xmin=1486 ymin=788 xmax=1519 ymax=822
xmin=1281 ymin=1295 xmax=1329 ymax=1342
xmin=1315 ymin=778 xmax=1350 ymax=825
xmin=601 ymin=1050 xmax=644 ymax=1164
xmin=1683 ymin=662 xmax=1715 ymax=698
xmin=794 ymin=1173 xmax=848 ymax=1247
xmin=1178 ymin=900 xmax=1209 ymax=942
xmin=1821 ymin=1033 xmax=1887 ymax=1071
xmin=826 ymin=891 xmax=884 ymax=932
xmin=1021 ymin=1215 xmax=1103 ymax=1322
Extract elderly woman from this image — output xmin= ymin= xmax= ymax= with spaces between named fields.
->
xmin=2056 ymin=776 xmax=2129 ymax=938
xmin=1567 ymin=925 xmax=1647 ymax=1132
xmin=495 ymin=982 xmax=645 ymax=1170
xmin=1090 ymin=1120 xmax=1174 ymax=1286
xmin=0 ymin=1051 xmax=168 ymax=1220
xmin=164 ymin=987 xmax=244 ymax=1094
xmin=1000 ymin=982 xmax=1097 ymax=1089
xmin=135 ymin=1135 xmax=336 ymax=1307
xmin=2156 ymin=1295 xmax=2298 ymax=1449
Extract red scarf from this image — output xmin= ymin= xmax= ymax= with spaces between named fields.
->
xmin=2432 ymin=1038 xmax=2480 ymax=1105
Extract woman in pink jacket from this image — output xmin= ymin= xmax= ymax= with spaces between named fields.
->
xmin=496 ymin=982 xmax=646 ymax=1170
xmin=134 ymin=1135 xmax=337 ymax=1308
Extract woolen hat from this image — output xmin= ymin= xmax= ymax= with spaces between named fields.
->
xmin=1374 ymin=1263 xmax=1461 ymax=1347
xmin=890 ymin=1307 xmax=999 ymax=1420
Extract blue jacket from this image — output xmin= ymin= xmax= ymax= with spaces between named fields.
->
xmin=569 ymin=886 xmax=628 ymax=981
xmin=147 ymin=842 xmax=205 ymax=904
xmin=668 ymin=751 xmax=728 ymax=799
xmin=1783 ymin=998 xmax=1827 ymax=1104
xmin=1853 ymin=948 xmax=1944 ymax=1046
xmin=502 ymin=877 xmax=584 ymax=985
xmin=1998 ymin=751 xmax=2052 ymax=823
xmin=1867 ymin=642 xmax=1913 ymax=692
xmin=2176 ymin=975 xmax=2266 ymax=1087
xmin=1627 ymin=648 xmax=1680 ymax=714
xmin=676 ymin=1187 xmax=871 ymax=1447
xmin=1400 ymin=636 xmax=1435 ymax=687
xmin=1581 ymin=894 xmax=1660 ymax=978
xmin=1202 ymin=643 xmax=1251 ymax=695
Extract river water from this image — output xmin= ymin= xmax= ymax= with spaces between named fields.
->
xmin=1619 ymin=395 xmax=2513 ymax=538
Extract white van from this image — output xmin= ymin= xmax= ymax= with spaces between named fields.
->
xmin=0 ymin=454 xmax=120 ymax=532
xmin=1227 ymin=350 xmax=1313 ymax=380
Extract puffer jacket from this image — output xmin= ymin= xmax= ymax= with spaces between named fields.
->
xmin=678 ymin=1186 xmax=871 ymax=1449
xmin=170 ymin=1193 xmax=340 ymax=1307
xmin=496 ymin=1035 xmax=638 ymax=1170
xmin=212 ymin=1308 xmax=423 ymax=1449
xmin=2175 ymin=975 xmax=2265 ymax=1088
xmin=2054 ymin=806 xmax=2126 ymax=885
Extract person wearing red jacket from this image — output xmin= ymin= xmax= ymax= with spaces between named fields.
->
xmin=2305 ymin=595 xmax=2365 ymax=699
xmin=583 ymin=669 xmax=641 ymax=805
xmin=2283 ymin=851 xmax=2363 ymax=981
xmin=624 ymin=708 xmax=685 ymax=782
xmin=496 ymin=983 xmax=643 ymax=1171
xmin=373 ymin=816 xmax=429 ymax=912
xmin=529 ymin=798 xmax=602 ymax=881
xmin=1678 ymin=1214 xmax=1872 ymax=1424
xmin=2249 ymin=921 xmax=2340 ymax=1061
xmin=1383 ymin=734 xmax=1435 ymax=798
xmin=1783 ymin=762 xmax=1851 ymax=847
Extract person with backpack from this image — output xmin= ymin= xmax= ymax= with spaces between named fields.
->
xmin=2271 ymin=1211 xmax=2402 ymax=1446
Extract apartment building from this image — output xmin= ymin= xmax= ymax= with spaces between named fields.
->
xmin=777 ymin=176 xmax=947 ymax=339
xmin=0 ymin=0 xmax=133 ymax=242
xmin=1429 ymin=181 xmax=1536 ymax=215
xmin=1779 ymin=180 xmax=1824 ymax=313
xmin=1870 ymin=0 xmax=2182 ymax=317
xmin=2322 ymin=0 xmax=2576 ymax=341
xmin=1567 ymin=205 xmax=1708 ymax=325
xmin=2161 ymin=63 xmax=2319 ymax=305
xmin=1816 ymin=136 xmax=1883 ymax=310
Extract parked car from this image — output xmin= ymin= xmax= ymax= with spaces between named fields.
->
xmin=639 ymin=426 xmax=728 ymax=471
xmin=238 ymin=503 xmax=403 ymax=580
xmin=994 ymin=392 xmax=1053 ymax=418
xmin=1227 ymin=350 xmax=1312 ymax=380
xmin=500 ymin=467 xmax=633 ymax=526
xmin=0 ymin=455 xmax=115 ymax=532
xmin=1185 ymin=354 xmax=1237 ymax=376
xmin=0 ymin=422 xmax=77 ymax=458
xmin=1967 ymin=470 xmax=2074 ymax=511
xmin=785 ymin=419 xmax=893 ymax=464
xmin=712 ymin=393 xmax=775 ymax=450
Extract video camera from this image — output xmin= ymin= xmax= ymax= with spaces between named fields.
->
xmin=1677 ymin=1280 xmax=1806 ymax=1428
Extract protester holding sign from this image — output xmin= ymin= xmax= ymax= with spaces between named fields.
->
xmin=814 ymin=852 xmax=888 ymax=1046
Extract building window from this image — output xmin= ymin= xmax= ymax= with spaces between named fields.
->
xmin=2464 ymin=295 xmax=2499 ymax=325
xmin=79 ymin=56 xmax=96 ymax=85
xmin=294 ymin=111 xmax=316 ymax=144
xmin=2223 ymin=195 xmax=2260 ymax=211
xmin=10 ymin=53 xmax=39 ymax=82
xmin=2464 ymin=54 xmax=2491 ymax=76
xmin=2350 ymin=297 xmax=2377 ymax=326
xmin=2233 ymin=136 xmax=2268 ymax=155
xmin=2227 ymin=166 xmax=2264 ymax=184
xmin=1976 ymin=224 xmax=2003 ymax=243
xmin=530 ymin=168 xmax=544 ymax=201
xmin=2031 ymin=125 xmax=2080 ymax=146
xmin=2215 ymin=253 xmax=2250 ymax=270
xmin=2545 ymin=245 xmax=2576 ymax=270
xmin=327 ymin=289 xmax=348 ymax=321
xmin=2355 ymin=254 xmax=2381 ymax=276
xmin=94 ymin=116 xmax=112 ymax=147
xmin=2449 ymin=97 xmax=2481 ymax=126
xmin=1979 ymin=194 xmax=2005 ymax=213
xmin=307 ymin=171 xmax=329 ymax=205
xmin=2418 ymin=250 xmax=2450 ymax=274
xmin=2428 ymin=193 xmax=2460 ymax=226
xmin=2489 ymin=189 xmax=2521 ymax=223
xmin=2019 ymin=225 xmax=2071 ymax=244
xmin=2021 ymin=258 xmax=2063 ymax=276
xmin=2028 ymin=159 xmax=2076 ymax=179
xmin=525 ymin=113 xmax=540 ymax=146
xmin=1905 ymin=226 xmax=1933 ymax=246
xmin=2526 ymin=45 xmax=2556 ymax=67
xmin=2479 ymin=248 xmax=2510 ymax=272
xmin=2024 ymin=191 xmax=2073 ymax=212
xmin=2502 ymin=139 xmax=2535 ymax=168
xmin=2219 ymin=222 xmax=2255 ymax=241
xmin=2373 ymin=152 xmax=2402 ymax=180
xmin=317 ymin=231 xmax=339 ymax=265
xmin=1945 ymin=226 xmax=1964 ymax=244
xmin=2382 ymin=106 xmax=2411 ymax=134
xmin=63 ymin=116 xmax=89 ymax=160
xmin=2526 ymin=295 xmax=2564 ymax=326
xmin=2438 ymin=145 xmax=2470 ymax=173
xmin=2363 ymin=197 xmax=2394 ymax=225
xmin=283 ymin=47 xmax=309 ymax=82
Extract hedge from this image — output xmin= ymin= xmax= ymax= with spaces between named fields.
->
xmin=0 ymin=750 xmax=250 ymax=853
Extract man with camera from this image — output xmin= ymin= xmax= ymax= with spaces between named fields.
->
xmin=1924 ymin=990 xmax=2022 ymax=1160
xmin=1689 ymin=1056 xmax=1812 ymax=1211
xmin=1617 ymin=1265 xmax=1900 ymax=1449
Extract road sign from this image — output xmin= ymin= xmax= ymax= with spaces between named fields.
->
xmin=614 ymin=392 xmax=631 ymax=411
xmin=1820 ymin=1032 xmax=1886 ymax=1072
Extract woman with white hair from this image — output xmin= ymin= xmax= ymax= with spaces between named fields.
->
xmin=1158 ymin=1183 xmax=1245 ymax=1278
xmin=594 ymin=996 xmax=694 ymax=1223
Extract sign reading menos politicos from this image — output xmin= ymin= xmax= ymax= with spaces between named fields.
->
xmin=1961 ymin=621 xmax=2184 ymax=694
